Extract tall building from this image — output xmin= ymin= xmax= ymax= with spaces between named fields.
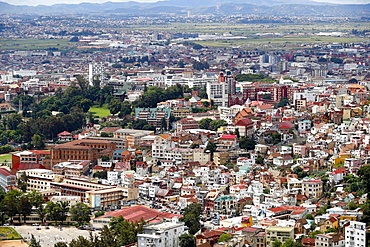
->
xmin=88 ymin=62 xmax=104 ymax=86
xmin=137 ymin=219 xmax=185 ymax=247
xmin=207 ymin=72 xmax=244 ymax=107
xmin=345 ymin=221 xmax=366 ymax=247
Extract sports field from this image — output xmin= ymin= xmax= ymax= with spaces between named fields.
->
xmin=88 ymin=105 xmax=111 ymax=118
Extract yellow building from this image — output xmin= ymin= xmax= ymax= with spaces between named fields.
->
xmin=266 ymin=226 xmax=294 ymax=247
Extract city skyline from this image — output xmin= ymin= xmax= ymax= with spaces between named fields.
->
xmin=2 ymin=0 xmax=370 ymax=7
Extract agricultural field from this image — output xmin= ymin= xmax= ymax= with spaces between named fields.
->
xmin=0 ymin=38 xmax=73 ymax=51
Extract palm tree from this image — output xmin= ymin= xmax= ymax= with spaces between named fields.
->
xmin=59 ymin=201 xmax=70 ymax=225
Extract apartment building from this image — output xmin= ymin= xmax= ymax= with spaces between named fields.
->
xmin=315 ymin=233 xmax=344 ymax=247
xmin=152 ymin=134 xmax=174 ymax=160
xmin=114 ymin=129 xmax=154 ymax=148
xmin=265 ymin=226 xmax=294 ymax=247
xmin=137 ymin=220 xmax=185 ymax=247
xmin=135 ymin=107 xmax=172 ymax=130
xmin=85 ymin=187 xmax=138 ymax=209
xmin=345 ymin=221 xmax=366 ymax=247
xmin=0 ymin=167 xmax=16 ymax=191
xmin=302 ymin=178 xmax=323 ymax=199
xmin=17 ymin=169 xmax=55 ymax=192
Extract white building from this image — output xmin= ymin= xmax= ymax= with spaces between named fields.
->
xmin=345 ymin=221 xmax=366 ymax=247
xmin=16 ymin=169 xmax=55 ymax=192
xmin=88 ymin=62 xmax=104 ymax=86
xmin=137 ymin=219 xmax=185 ymax=247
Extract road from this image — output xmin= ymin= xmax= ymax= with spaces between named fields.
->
xmin=13 ymin=225 xmax=98 ymax=247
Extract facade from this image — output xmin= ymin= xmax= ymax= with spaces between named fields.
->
xmin=85 ymin=187 xmax=138 ymax=209
xmin=302 ymin=178 xmax=323 ymax=199
xmin=17 ymin=169 xmax=55 ymax=192
xmin=0 ymin=167 xmax=16 ymax=191
xmin=135 ymin=107 xmax=172 ymax=130
xmin=88 ymin=62 xmax=104 ymax=86
xmin=114 ymin=129 xmax=154 ymax=148
xmin=265 ymin=226 xmax=294 ymax=247
xmin=345 ymin=221 xmax=366 ymax=247
xmin=44 ymin=139 xmax=116 ymax=168
xmin=137 ymin=220 xmax=185 ymax=247
xmin=315 ymin=233 xmax=344 ymax=247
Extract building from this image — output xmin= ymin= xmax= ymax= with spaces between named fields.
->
xmin=344 ymin=221 xmax=366 ymax=247
xmin=135 ymin=107 xmax=172 ymax=130
xmin=114 ymin=129 xmax=154 ymax=148
xmin=176 ymin=118 xmax=199 ymax=132
xmin=137 ymin=219 xmax=185 ymax=247
xmin=88 ymin=62 xmax=104 ymax=86
xmin=11 ymin=150 xmax=50 ymax=172
xmin=44 ymin=139 xmax=116 ymax=168
xmin=85 ymin=187 xmax=138 ymax=209
xmin=0 ymin=167 xmax=16 ymax=191
xmin=315 ymin=233 xmax=344 ymax=247
xmin=266 ymin=226 xmax=294 ymax=247
xmin=17 ymin=169 xmax=55 ymax=193
xmin=302 ymin=178 xmax=323 ymax=199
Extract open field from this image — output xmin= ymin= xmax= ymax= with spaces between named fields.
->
xmin=0 ymin=38 xmax=73 ymax=51
xmin=0 ymin=227 xmax=22 ymax=240
xmin=88 ymin=105 xmax=111 ymax=118
xmin=0 ymin=153 xmax=12 ymax=163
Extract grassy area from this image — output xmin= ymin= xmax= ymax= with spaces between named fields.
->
xmin=88 ymin=105 xmax=111 ymax=118
xmin=0 ymin=227 xmax=22 ymax=240
xmin=0 ymin=38 xmax=73 ymax=51
xmin=0 ymin=153 xmax=12 ymax=164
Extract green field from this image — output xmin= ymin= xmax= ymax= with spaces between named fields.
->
xmin=0 ymin=153 xmax=12 ymax=164
xmin=0 ymin=38 xmax=73 ymax=51
xmin=88 ymin=105 xmax=111 ymax=118
xmin=0 ymin=227 xmax=22 ymax=240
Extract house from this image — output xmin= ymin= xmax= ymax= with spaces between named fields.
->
xmin=0 ymin=167 xmax=16 ymax=191
xmin=217 ymin=134 xmax=238 ymax=151
xmin=57 ymin=131 xmax=74 ymax=142
xmin=235 ymin=118 xmax=254 ymax=137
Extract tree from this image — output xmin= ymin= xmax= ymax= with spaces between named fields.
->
xmin=180 ymin=203 xmax=201 ymax=235
xmin=18 ymin=194 xmax=32 ymax=223
xmin=209 ymin=120 xmax=228 ymax=131
xmin=358 ymin=165 xmax=370 ymax=199
xmin=68 ymin=236 xmax=92 ymax=247
xmin=59 ymin=201 xmax=70 ymax=225
xmin=3 ymin=189 xmax=22 ymax=223
xmin=108 ymin=216 xmax=145 ymax=246
xmin=199 ymin=118 xmax=212 ymax=130
xmin=239 ymin=136 xmax=256 ymax=150
xmin=70 ymin=202 xmax=91 ymax=226
xmin=282 ymin=238 xmax=294 ymax=247
xmin=305 ymin=214 xmax=314 ymax=220
xmin=205 ymin=141 xmax=217 ymax=155
xmin=54 ymin=242 xmax=68 ymax=247
xmin=46 ymin=201 xmax=63 ymax=225
xmin=109 ymin=99 xmax=122 ymax=115
xmin=272 ymin=239 xmax=282 ymax=247
xmin=277 ymin=98 xmax=289 ymax=108
xmin=28 ymin=190 xmax=44 ymax=208
xmin=29 ymin=234 xmax=41 ymax=247
xmin=179 ymin=233 xmax=196 ymax=247
xmin=218 ymin=233 xmax=232 ymax=243
xmin=17 ymin=171 xmax=28 ymax=192
xmin=32 ymin=134 xmax=45 ymax=149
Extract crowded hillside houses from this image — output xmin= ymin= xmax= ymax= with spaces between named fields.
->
xmin=0 ymin=41 xmax=370 ymax=246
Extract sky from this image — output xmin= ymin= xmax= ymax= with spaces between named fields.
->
xmin=3 ymin=0 xmax=370 ymax=7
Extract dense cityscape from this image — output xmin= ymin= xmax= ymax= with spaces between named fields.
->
xmin=0 ymin=1 xmax=370 ymax=247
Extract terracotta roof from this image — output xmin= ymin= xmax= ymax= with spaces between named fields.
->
xmin=235 ymin=118 xmax=253 ymax=127
xmin=97 ymin=205 xmax=181 ymax=223
xmin=278 ymin=121 xmax=295 ymax=129
xmin=220 ymin=134 xmax=236 ymax=139
xmin=58 ymin=131 xmax=72 ymax=137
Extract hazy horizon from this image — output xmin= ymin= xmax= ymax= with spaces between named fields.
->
xmin=2 ymin=0 xmax=370 ymax=7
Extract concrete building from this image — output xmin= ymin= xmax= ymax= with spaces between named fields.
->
xmin=137 ymin=219 xmax=185 ymax=247
xmin=88 ymin=62 xmax=104 ymax=86
xmin=0 ymin=167 xmax=16 ymax=191
xmin=266 ymin=226 xmax=294 ymax=247
xmin=302 ymin=178 xmax=323 ymax=199
xmin=345 ymin=221 xmax=366 ymax=247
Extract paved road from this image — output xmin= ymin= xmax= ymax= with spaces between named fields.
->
xmin=13 ymin=225 xmax=98 ymax=247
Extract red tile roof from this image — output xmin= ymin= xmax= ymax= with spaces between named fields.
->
xmin=97 ymin=205 xmax=181 ymax=223
xmin=220 ymin=134 xmax=236 ymax=139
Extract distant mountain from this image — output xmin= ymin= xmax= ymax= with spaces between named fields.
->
xmin=0 ymin=0 xmax=369 ymax=17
